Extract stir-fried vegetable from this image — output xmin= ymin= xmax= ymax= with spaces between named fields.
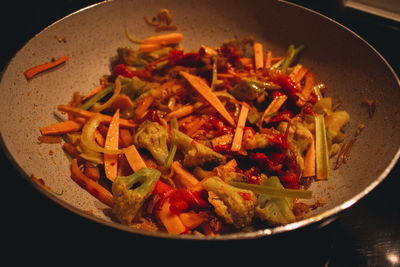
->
xmin=39 ymin=32 xmax=351 ymax=236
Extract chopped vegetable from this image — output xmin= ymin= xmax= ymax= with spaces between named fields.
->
xmin=253 ymin=42 xmax=264 ymax=70
xmin=179 ymin=71 xmax=236 ymax=127
xmin=229 ymin=181 xmax=312 ymax=199
xmin=40 ymin=35 xmax=350 ymax=236
xmin=315 ymin=114 xmax=330 ymax=180
xmin=124 ymin=144 xmax=147 ymax=172
xmin=24 ymin=56 xmax=69 ymax=80
xmin=133 ymin=120 xmax=169 ymax=165
xmin=58 ymin=105 xmax=136 ymax=128
xmin=71 ymin=158 xmax=113 ymax=207
xmin=104 ymin=109 xmax=120 ymax=182
xmin=112 ymin=168 xmax=161 ymax=224
xmin=231 ymin=102 xmax=249 ymax=152
xmin=203 ymin=176 xmax=256 ymax=228
xmin=40 ymin=120 xmax=82 ymax=135
xmin=80 ymin=114 xmax=124 ymax=155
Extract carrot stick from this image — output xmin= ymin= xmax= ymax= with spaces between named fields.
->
xmin=70 ymin=158 xmax=113 ymax=207
xmin=40 ymin=120 xmax=82 ymax=135
xmin=179 ymin=71 xmax=236 ymax=127
xmin=135 ymin=80 xmax=176 ymax=118
xmin=253 ymin=42 xmax=264 ymax=70
xmin=186 ymin=117 xmax=206 ymax=137
xmin=297 ymin=72 xmax=315 ymax=106
xmin=142 ymin=32 xmax=183 ymax=45
xmin=289 ymin=64 xmax=303 ymax=80
xmin=261 ymin=94 xmax=288 ymax=124
xmin=57 ymin=105 xmax=135 ymax=128
xmin=178 ymin=211 xmax=206 ymax=229
xmin=139 ymin=43 xmax=162 ymax=53
xmin=84 ymin=160 xmax=101 ymax=181
xmin=303 ymin=135 xmax=316 ymax=177
xmin=119 ymin=128 xmax=133 ymax=148
xmin=231 ymin=102 xmax=249 ymax=152
xmin=82 ymin=84 xmax=105 ymax=101
xmin=24 ymin=56 xmax=69 ymax=80
xmin=62 ymin=142 xmax=80 ymax=158
xmin=171 ymin=161 xmax=199 ymax=189
xmin=124 ymin=144 xmax=147 ymax=172
xmin=156 ymin=198 xmax=187 ymax=235
xmin=165 ymin=105 xmax=196 ymax=121
xmin=94 ymin=130 xmax=105 ymax=147
xmin=264 ymin=50 xmax=272 ymax=69
xmin=104 ymin=109 xmax=120 ymax=182
xmin=293 ymin=66 xmax=308 ymax=84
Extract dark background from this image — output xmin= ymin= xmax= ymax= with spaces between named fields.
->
xmin=2 ymin=1 xmax=399 ymax=266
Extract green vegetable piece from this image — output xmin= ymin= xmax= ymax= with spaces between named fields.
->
xmin=112 ymin=168 xmax=161 ymax=225
xmin=173 ymin=129 xmax=226 ymax=169
xmin=164 ymin=117 xmax=178 ymax=168
xmin=229 ymin=78 xmax=269 ymax=101
xmin=79 ymin=85 xmax=114 ymax=110
xmin=255 ymin=176 xmax=296 ymax=226
xmin=229 ymin=181 xmax=312 ymax=199
xmin=315 ymin=114 xmax=330 ymax=180
xmin=133 ymin=120 xmax=169 ymax=165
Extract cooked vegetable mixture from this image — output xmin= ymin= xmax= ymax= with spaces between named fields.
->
xmin=39 ymin=32 xmax=350 ymax=235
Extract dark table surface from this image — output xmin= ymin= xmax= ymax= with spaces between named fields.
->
xmin=2 ymin=1 xmax=399 ymax=266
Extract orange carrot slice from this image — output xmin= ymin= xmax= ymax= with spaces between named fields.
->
xmin=24 ymin=56 xmax=69 ymax=80
xmin=70 ymin=158 xmax=113 ymax=207
xmin=124 ymin=145 xmax=147 ymax=172
xmin=231 ymin=102 xmax=249 ymax=151
xmin=179 ymin=71 xmax=236 ymax=127
xmin=40 ymin=120 xmax=82 ymax=135
xmin=57 ymin=105 xmax=135 ymax=128
xmin=253 ymin=42 xmax=264 ymax=70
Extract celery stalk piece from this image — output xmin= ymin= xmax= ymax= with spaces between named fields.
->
xmin=79 ymin=85 xmax=114 ymax=110
xmin=315 ymin=114 xmax=330 ymax=180
xmin=164 ymin=117 xmax=178 ymax=168
xmin=229 ymin=181 xmax=312 ymax=199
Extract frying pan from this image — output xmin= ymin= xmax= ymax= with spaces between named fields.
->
xmin=1 ymin=0 xmax=399 ymax=240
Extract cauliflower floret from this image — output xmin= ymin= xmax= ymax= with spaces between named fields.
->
xmin=203 ymin=176 xmax=256 ymax=228
xmin=256 ymin=176 xmax=296 ymax=226
xmin=133 ymin=120 xmax=169 ymax=165
xmin=112 ymin=168 xmax=161 ymax=225
xmin=325 ymin=110 xmax=350 ymax=139
xmin=242 ymin=128 xmax=271 ymax=150
xmin=278 ymin=118 xmax=313 ymax=170
xmin=173 ymin=129 xmax=226 ymax=169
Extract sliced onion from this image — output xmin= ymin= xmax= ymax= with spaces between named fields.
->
xmin=80 ymin=114 xmax=124 ymax=155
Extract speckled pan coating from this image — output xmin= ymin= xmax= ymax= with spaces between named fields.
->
xmin=1 ymin=0 xmax=399 ymax=239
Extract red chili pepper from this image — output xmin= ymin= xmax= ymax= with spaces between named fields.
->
xmin=274 ymin=75 xmax=300 ymax=101
xmin=154 ymin=181 xmax=209 ymax=214
xmin=153 ymin=180 xmax=174 ymax=196
xmin=269 ymin=109 xmax=293 ymax=123
xmin=280 ymin=172 xmax=300 ymax=189
xmin=111 ymin=64 xmax=135 ymax=79
xmin=168 ymin=50 xmax=203 ymax=67
xmin=110 ymin=64 xmax=152 ymax=81
xmin=209 ymin=115 xmax=234 ymax=136
xmin=213 ymin=144 xmax=231 ymax=154
xmin=238 ymin=192 xmax=252 ymax=201
xmin=250 ymin=152 xmax=282 ymax=172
